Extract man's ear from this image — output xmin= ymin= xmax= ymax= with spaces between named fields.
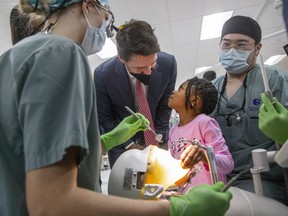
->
xmin=118 ymin=56 xmax=125 ymax=64
xmin=255 ymin=42 xmax=262 ymax=56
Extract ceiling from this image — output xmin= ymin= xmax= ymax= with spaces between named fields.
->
xmin=1 ymin=0 xmax=287 ymax=87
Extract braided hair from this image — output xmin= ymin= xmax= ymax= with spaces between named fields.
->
xmin=185 ymin=77 xmax=218 ymax=115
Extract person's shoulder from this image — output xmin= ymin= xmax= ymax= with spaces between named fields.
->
xmin=100 ymin=55 xmax=118 ymax=66
xmin=196 ymin=114 xmax=220 ymax=128
xmin=156 ymin=51 xmax=177 ymax=74
xmin=1 ymin=33 xmax=80 ymax=65
xmin=212 ymin=75 xmax=225 ymax=88
xmin=15 ymin=33 xmax=85 ymax=59
xmin=94 ymin=56 xmax=119 ymax=73
xmin=46 ymin=34 xmax=84 ymax=53
xmin=263 ymin=64 xmax=288 ymax=77
xmin=253 ymin=63 xmax=285 ymax=75
xmin=195 ymin=113 xmax=211 ymax=122
xmin=25 ymin=33 xmax=79 ymax=48
xmin=157 ymin=51 xmax=176 ymax=61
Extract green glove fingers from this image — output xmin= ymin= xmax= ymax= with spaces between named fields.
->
xmin=101 ymin=113 xmax=150 ymax=152
xmin=260 ymin=93 xmax=276 ymax=112
xmin=259 ymin=93 xmax=288 ymax=145
xmin=212 ymin=182 xmax=233 ymax=202
xmin=170 ymin=182 xmax=232 ymax=216
xmin=138 ymin=113 xmax=150 ymax=128
xmin=211 ymin=181 xmax=224 ymax=191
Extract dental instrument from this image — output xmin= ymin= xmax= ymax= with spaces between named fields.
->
xmin=259 ymin=54 xmax=274 ymax=102
xmin=125 ymin=106 xmax=163 ymax=143
xmin=220 ymin=170 xmax=246 ymax=192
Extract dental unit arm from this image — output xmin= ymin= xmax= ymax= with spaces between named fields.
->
xmin=250 ymin=139 xmax=288 ymax=195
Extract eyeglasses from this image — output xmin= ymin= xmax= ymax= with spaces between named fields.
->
xmin=220 ymin=40 xmax=256 ymax=51
xmin=91 ymin=1 xmax=117 ymax=37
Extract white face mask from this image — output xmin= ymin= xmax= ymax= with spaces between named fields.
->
xmin=81 ymin=12 xmax=107 ymax=56
xmin=219 ymin=48 xmax=254 ymax=74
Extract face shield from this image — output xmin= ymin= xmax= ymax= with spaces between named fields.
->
xmin=108 ymin=146 xmax=191 ymax=200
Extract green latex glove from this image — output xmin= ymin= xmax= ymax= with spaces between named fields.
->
xmin=259 ymin=93 xmax=288 ymax=145
xmin=170 ymin=182 xmax=232 ymax=216
xmin=101 ymin=113 xmax=149 ymax=152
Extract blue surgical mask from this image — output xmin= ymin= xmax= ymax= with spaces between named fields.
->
xmin=81 ymin=16 xmax=107 ymax=56
xmin=219 ymin=48 xmax=253 ymax=74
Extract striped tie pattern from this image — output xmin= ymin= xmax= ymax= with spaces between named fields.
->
xmin=135 ymin=79 xmax=158 ymax=146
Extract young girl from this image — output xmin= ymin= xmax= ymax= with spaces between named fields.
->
xmin=168 ymin=77 xmax=234 ymax=194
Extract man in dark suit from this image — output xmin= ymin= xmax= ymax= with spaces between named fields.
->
xmin=94 ymin=19 xmax=177 ymax=167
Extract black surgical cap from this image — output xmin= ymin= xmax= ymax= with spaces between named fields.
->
xmin=221 ymin=15 xmax=262 ymax=43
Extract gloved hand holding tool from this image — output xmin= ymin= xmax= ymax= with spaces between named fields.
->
xmin=169 ymin=182 xmax=232 ymax=216
xmin=101 ymin=113 xmax=150 ymax=154
xmin=259 ymin=93 xmax=288 ymax=145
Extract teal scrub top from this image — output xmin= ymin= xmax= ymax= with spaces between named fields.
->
xmin=0 ymin=33 xmax=102 ymax=216
xmin=212 ymin=64 xmax=288 ymax=181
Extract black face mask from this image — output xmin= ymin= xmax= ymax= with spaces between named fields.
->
xmin=130 ymin=73 xmax=151 ymax=85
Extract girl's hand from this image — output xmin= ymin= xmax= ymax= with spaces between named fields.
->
xmin=180 ymin=145 xmax=205 ymax=169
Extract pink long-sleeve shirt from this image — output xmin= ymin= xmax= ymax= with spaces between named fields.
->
xmin=168 ymin=113 xmax=234 ymax=194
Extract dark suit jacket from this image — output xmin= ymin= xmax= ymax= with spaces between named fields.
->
xmin=94 ymin=51 xmax=177 ymax=165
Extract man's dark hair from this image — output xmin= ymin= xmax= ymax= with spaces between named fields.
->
xmin=203 ymin=70 xmax=216 ymax=81
xmin=116 ymin=19 xmax=160 ymax=61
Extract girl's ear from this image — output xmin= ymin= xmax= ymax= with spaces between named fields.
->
xmin=189 ymin=101 xmax=194 ymax=109
xmin=190 ymin=96 xmax=202 ymax=110
xmin=189 ymin=97 xmax=196 ymax=109
xmin=189 ymin=96 xmax=200 ymax=104
xmin=195 ymin=96 xmax=201 ymax=105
